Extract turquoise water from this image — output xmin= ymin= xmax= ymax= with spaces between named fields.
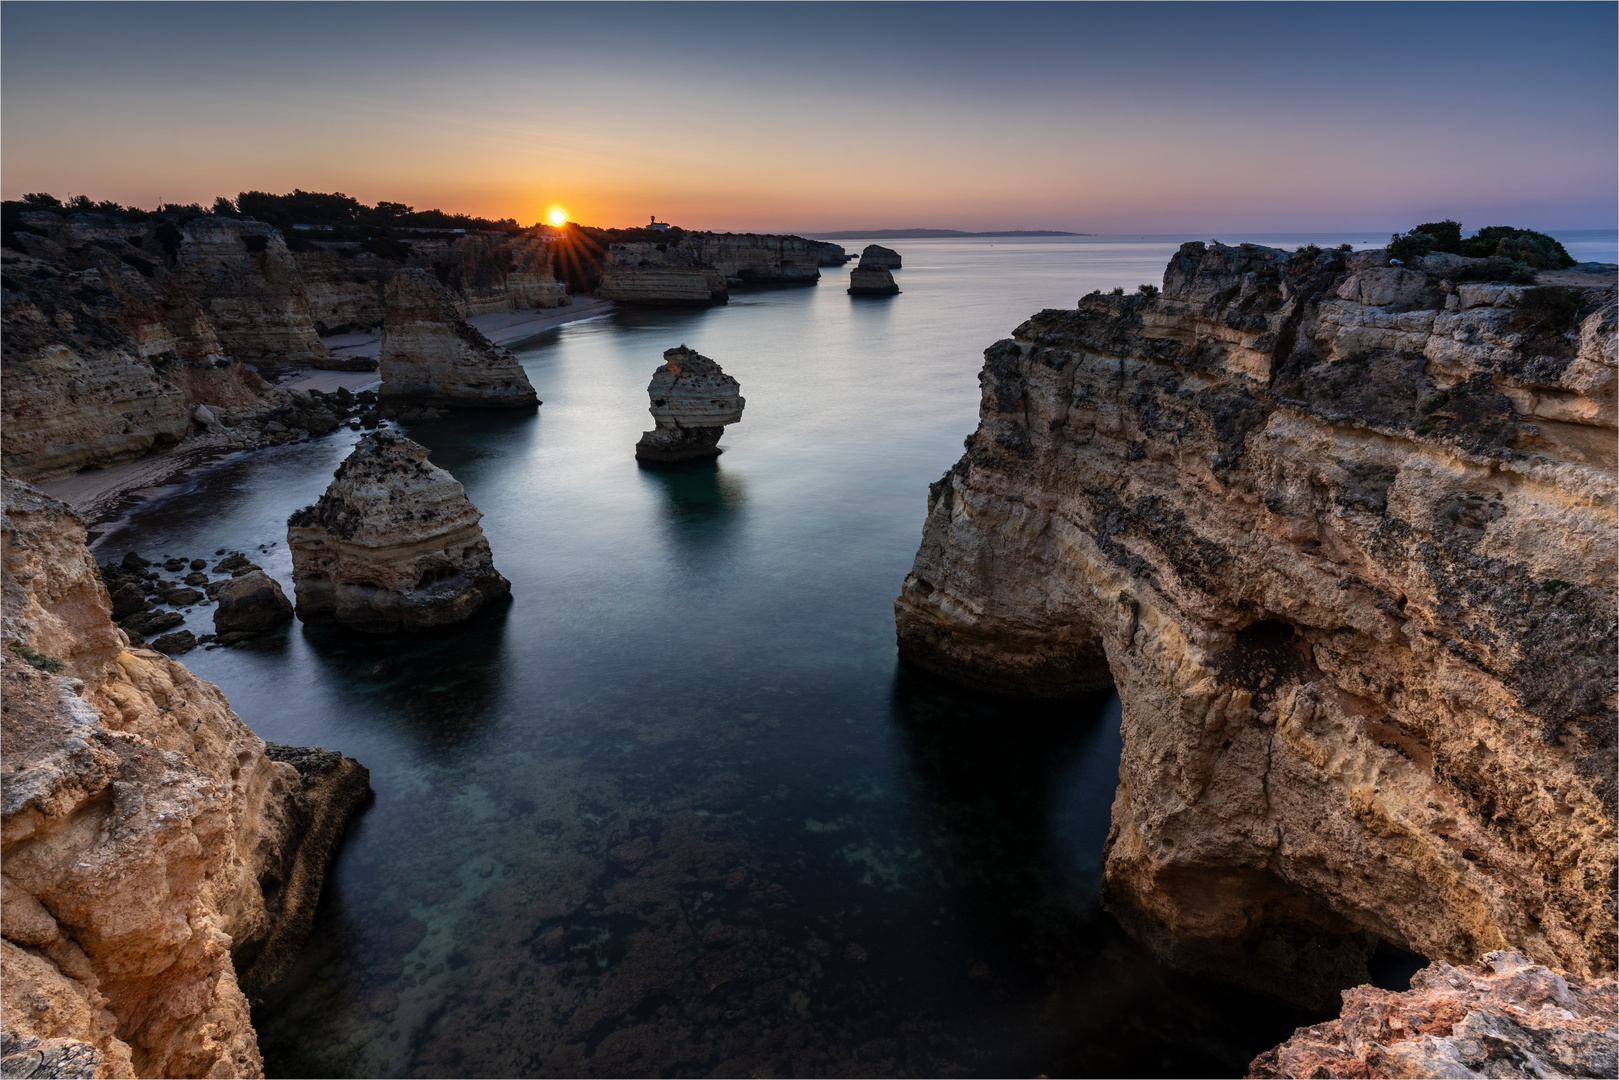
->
xmin=92 ymin=231 xmax=1609 ymax=1078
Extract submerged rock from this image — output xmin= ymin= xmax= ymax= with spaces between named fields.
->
xmin=848 ymin=265 xmax=900 ymax=296
xmin=379 ymin=268 xmax=539 ymax=408
xmin=213 ymin=570 xmax=293 ymax=634
xmin=858 ymin=244 xmax=902 ymax=269
xmin=1249 ymin=950 xmax=1617 ymax=1079
xmin=634 ymin=346 xmax=746 ymax=463
xmin=287 ymin=431 xmax=510 ymax=632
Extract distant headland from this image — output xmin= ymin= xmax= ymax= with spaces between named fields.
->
xmin=806 ymin=228 xmax=1088 ymax=239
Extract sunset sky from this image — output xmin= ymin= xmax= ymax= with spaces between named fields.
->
xmin=3 ymin=1 xmax=1614 ymax=234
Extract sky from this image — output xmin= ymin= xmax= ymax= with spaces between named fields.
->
xmin=2 ymin=2 xmax=1614 ymax=234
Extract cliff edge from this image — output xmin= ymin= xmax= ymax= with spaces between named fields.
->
xmin=894 ymin=242 xmax=1616 ymax=1008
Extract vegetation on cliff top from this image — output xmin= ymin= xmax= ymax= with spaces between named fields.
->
xmin=1389 ymin=219 xmax=1576 ymax=270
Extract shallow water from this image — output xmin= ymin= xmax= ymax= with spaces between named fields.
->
xmin=90 ymin=231 xmax=1612 ymax=1078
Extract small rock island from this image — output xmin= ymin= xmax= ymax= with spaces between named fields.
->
xmin=634 ymin=346 xmax=745 ymax=463
xmin=858 ymin=243 xmax=902 ymax=269
xmin=287 ymin=431 xmax=510 ymax=632
xmin=849 ymin=244 xmax=903 ymax=295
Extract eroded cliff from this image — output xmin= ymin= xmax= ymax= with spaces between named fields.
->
xmin=378 ymin=268 xmax=539 ymax=408
xmin=0 ymin=478 xmax=369 ymax=1077
xmin=595 ymin=242 xmax=730 ymax=306
xmin=894 ymin=242 xmax=1616 ymax=1008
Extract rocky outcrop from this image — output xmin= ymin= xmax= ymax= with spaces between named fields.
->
xmin=859 ymin=244 xmax=902 ymax=269
xmin=595 ymin=243 xmax=730 ymax=306
xmin=807 ymin=240 xmax=851 ymax=266
xmin=848 ymin=265 xmax=899 ymax=296
xmin=682 ymin=233 xmax=821 ymax=285
xmin=1249 ymin=950 xmax=1617 ymax=1079
xmin=895 ymin=243 xmax=1616 ymax=1008
xmin=0 ymin=477 xmax=370 ymax=1078
xmin=378 ymin=268 xmax=539 ymax=408
xmin=634 ymin=346 xmax=746 ymax=462
xmin=173 ymin=218 xmax=353 ymax=370
xmin=290 ymin=247 xmax=391 ymax=335
xmin=213 ymin=571 xmax=293 ymax=635
xmin=287 ymin=431 xmax=510 ymax=632
xmin=1 ymin=222 xmax=264 ymax=481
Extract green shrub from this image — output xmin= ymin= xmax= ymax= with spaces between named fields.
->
xmin=1388 ymin=230 xmax=1434 ymax=262
xmin=1110 ymin=286 xmax=1125 ymax=296
xmin=8 ymin=643 xmax=65 ymax=673
xmin=1410 ymin=220 xmax=1463 ymax=254
xmin=1461 ymin=226 xmax=1575 ymax=268
xmin=1137 ymin=283 xmax=1159 ymax=298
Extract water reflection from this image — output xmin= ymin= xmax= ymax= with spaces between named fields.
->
xmin=637 ymin=459 xmax=748 ymax=537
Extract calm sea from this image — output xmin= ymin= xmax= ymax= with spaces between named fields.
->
xmin=90 ymin=231 xmax=1614 ymax=1078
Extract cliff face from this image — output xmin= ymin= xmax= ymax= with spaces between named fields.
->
xmin=849 ymin=266 xmax=899 ymax=295
xmin=377 ymin=268 xmax=539 ymax=408
xmin=807 ymin=240 xmax=851 ymax=266
xmin=683 ymin=233 xmax=821 ymax=284
xmin=287 ymin=431 xmax=510 ymax=632
xmin=0 ymin=478 xmax=369 ymax=1078
xmin=595 ymin=242 xmax=730 ymax=306
xmin=2 ymin=225 xmax=264 ymax=481
xmin=895 ymin=243 xmax=1616 ymax=1008
xmin=173 ymin=219 xmax=348 ymax=370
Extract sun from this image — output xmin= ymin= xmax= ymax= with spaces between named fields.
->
xmin=548 ymin=207 xmax=567 ymax=226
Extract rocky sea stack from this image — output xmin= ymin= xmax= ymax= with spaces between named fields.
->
xmin=634 ymin=346 xmax=746 ymax=463
xmin=287 ymin=431 xmax=510 ymax=632
xmin=858 ymin=243 xmax=902 ymax=269
xmin=896 ymin=241 xmax=1616 ymax=1009
xmin=378 ymin=268 xmax=539 ymax=408
xmin=848 ymin=265 xmax=900 ymax=296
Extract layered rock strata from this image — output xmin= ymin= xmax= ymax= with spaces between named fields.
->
xmin=1249 ymin=950 xmax=1617 ymax=1079
xmin=173 ymin=219 xmax=350 ymax=370
xmin=0 ymin=477 xmax=370 ymax=1078
xmin=595 ymin=243 xmax=730 ymax=306
xmin=683 ymin=233 xmax=821 ymax=285
xmin=1 ymin=224 xmax=263 ymax=481
xmin=634 ymin=346 xmax=746 ymax=463
xmin=858 ymin=244 xmax=902 ymax=269
xmin=848 ymin=265 xmax=900 ymax=295
xmin=287 ymin=431 xmax=511 ymax=632
xmin=378 ymin=268 xmax=539 ymax=408
xmin=894 ymin=242 xmax=1616 ymax=1008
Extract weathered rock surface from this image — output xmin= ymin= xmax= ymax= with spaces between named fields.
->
xmin=895 ymin=243 xmax=1616 ymax=1008
xmin=595 ymin=243 xmax=730 ymax=306
xmin=173 ymin=218 xmax=349 ymax=370
xmin=807 ymin=240 xmax=852 ymax=266
xmin=0 ymin=477 xmax=370 ymax=1078
xmin=378 ymin=268 xmax=539 ymax=408
xmin=1249 ymin=950 xmax=1617 ymax=1079
xmin=287 ymin=431 xmax=510 ymax=632
xmin=848 ymin=266 xmax=900 ymax=296
xmin=213 ymin=571 xmax=293 ymax=635
xmin=858 ymin=244 xmax=902 ymax=270
xmin=634 ymin=346 xmax=746 ymax=463
xmin=1 ymin=219 xmax=263 ymax=481
xmin=682 ymin=233 xmax=821 ymax=285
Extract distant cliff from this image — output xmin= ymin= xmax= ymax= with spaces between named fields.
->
xmin=896 ymin=242 xmax=1616 ymax=1008
xmin=2 ymin=212 xmax=569 ymax=480
xmin=596 ymin=242 xmax=730 ymax=306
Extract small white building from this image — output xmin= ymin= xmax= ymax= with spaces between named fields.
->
xmin=647 ymin=216 xmax=671 ymax=232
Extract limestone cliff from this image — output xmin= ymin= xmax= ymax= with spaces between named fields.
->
xmin=2 ymin=225 xmax=263 ymax=481
xmin=807 ymin=240 xmax=851 ymax=266
xmin=682 ymin=233 xmax=821 ymax=285
xmin=634 ymin=346 xmax=746 ymax=462
xmin=0 ymin=478 xmax=370 ymax=1078
xmin=1250 ymin=950 xmax=1616 ymax=1078
xmin=287 ymin=431 xmax=510 ymax=632
xmin=894 ymin=242 xmax=1616 ymax=1008
xmin=172 ymin=219 xmax=354 ymax=370
xmin=378 ymin=268 xmax=539 ymax=408
xmin=595 ymin=242 xmax=730 ymax=306
xmin=848 ymin=265 xmax=899 ymax=296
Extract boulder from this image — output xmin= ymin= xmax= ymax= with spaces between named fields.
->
xmin=213 ymin=570 xmax=293 ymax=634
xmin=287 ymin=431 xmax=510 ymax=632
xmin=634 ymin=346 xmax=746 ymax=463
